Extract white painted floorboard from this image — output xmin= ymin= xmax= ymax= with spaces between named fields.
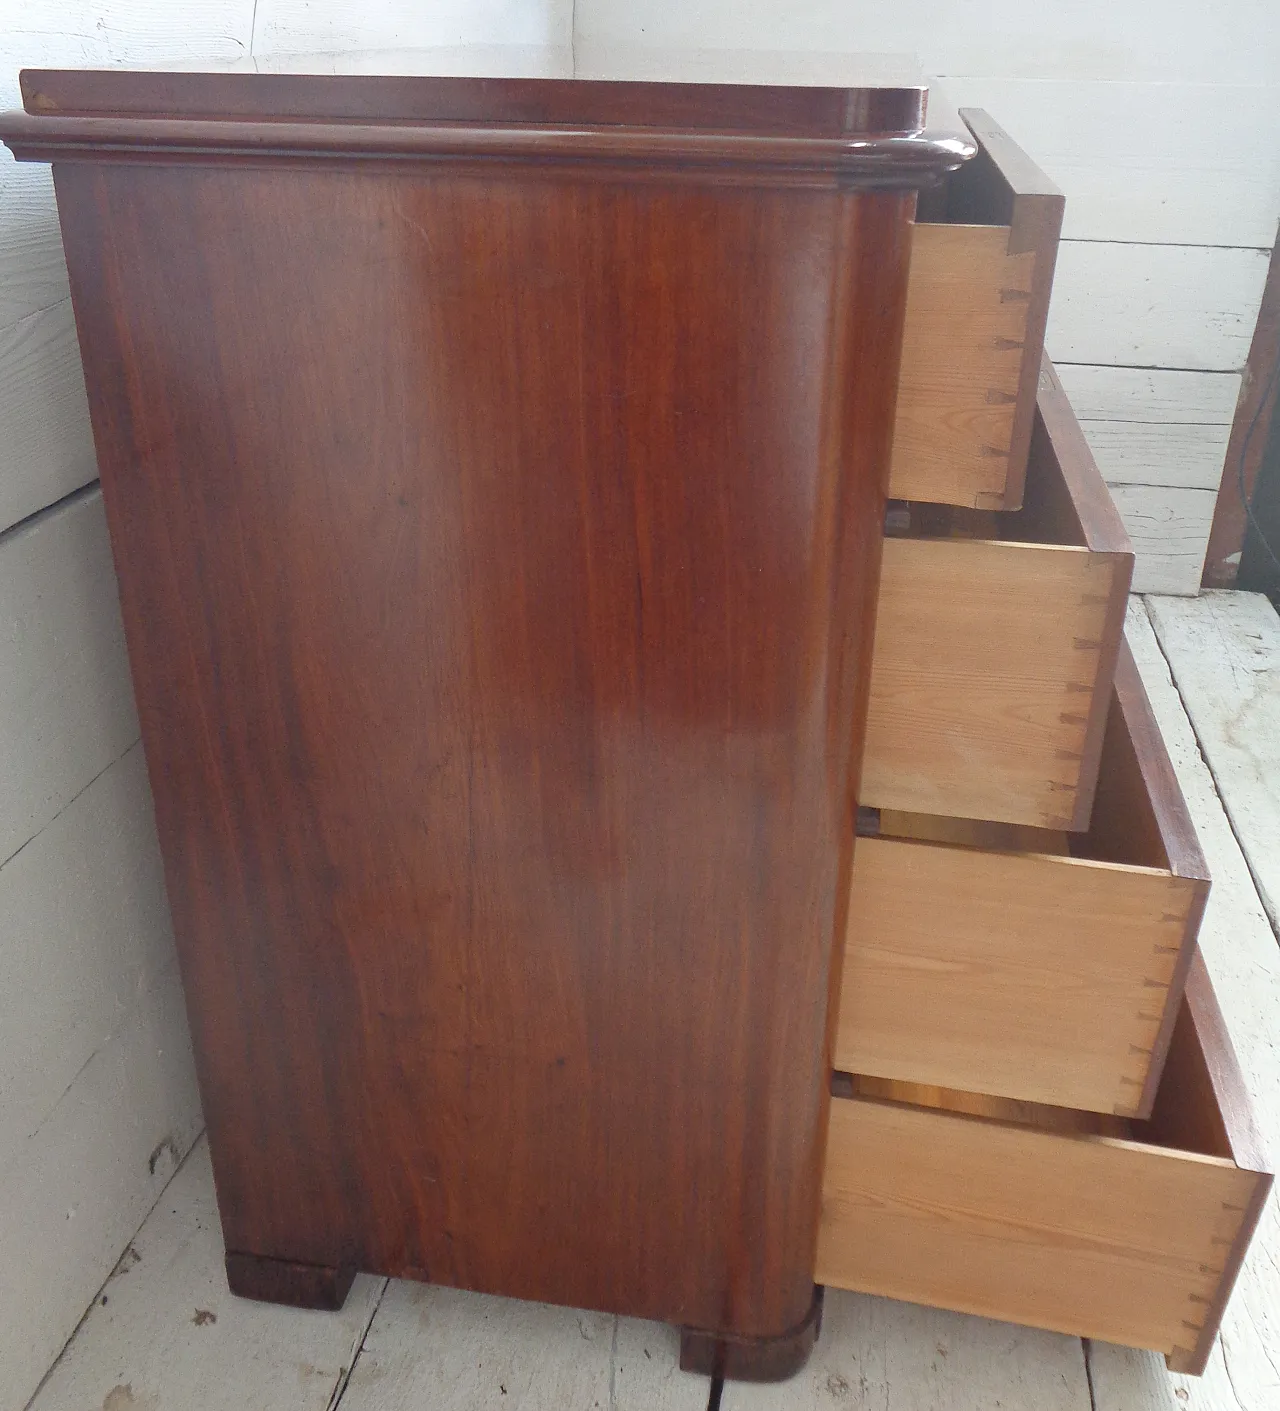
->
xmin=339 ymin=1281 xmax=706 ymax=1411
xmin=28 ymin=1139 xmax=388 ymax=1411
xmin=1146 ymin=592 xmax=1280 ymax=937
xmin=28 ymin=1137 xmax=707 ymax=1411
xmin=722 ymin=1292 xmax=1091 ymax=1411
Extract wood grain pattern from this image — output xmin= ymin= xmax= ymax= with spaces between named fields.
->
xmin=29 ymin=71 xmax=964 ymax=1352
xmin=856 ymin=635 xmax=1209 ymax=1122
xmin=838 ymin=838 xmax=1201 ymax=1116
xmin=888 ymin=110 xmax=1062 ymax=510
xmin=888 ymin=224 xmax=1034 ymax=508
xmin=17 ymin=65 xmax=927 ymax=134
xmin=865 ymin=365 xmax=1131 ymax=828
xmin=819 ymin=963 xmax=1272 ymax=1369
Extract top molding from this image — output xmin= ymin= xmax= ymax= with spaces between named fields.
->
xmin=0 ymin=70 xmax=975 ymax=187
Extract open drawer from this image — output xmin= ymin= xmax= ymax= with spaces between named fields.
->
xmin=818 ymin=953 xmax=1272 ymax=1375
xmin=843 ymin=639 xmax=1208 ymax=1116
xmin=862 ymin=357 xmax=1133 ymax=829
xmin=890 ymin=108 xmax=1063 ymax=510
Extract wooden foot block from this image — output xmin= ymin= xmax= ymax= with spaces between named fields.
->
xmin=225 ymin=1250 xmax=356 ymax=1310
xmin=680 ymin=1286 xmax=823 ymax=1382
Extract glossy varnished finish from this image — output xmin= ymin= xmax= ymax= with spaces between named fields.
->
xmin=7 ymin=72 xmax=963 ymax=1356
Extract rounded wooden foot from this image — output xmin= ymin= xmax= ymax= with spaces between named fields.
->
xmin=679 ymin=1286 xmax=823 ymax=1382
xmin=225 ymin=1250 xmax=356 ymax=1310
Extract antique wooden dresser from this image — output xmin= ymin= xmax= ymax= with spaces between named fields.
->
xmin=0 ymin=68 xmax=1268 ymax=1383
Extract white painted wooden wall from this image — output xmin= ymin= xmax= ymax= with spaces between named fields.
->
xmin=0 ymin=5 xmax=1275 ymax=1407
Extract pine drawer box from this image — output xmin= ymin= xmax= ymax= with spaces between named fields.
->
xmin=890 ymin=108 xmax=1063 ymax=510
xmin=818 ymin=954 xmax=1272 ymax=1375
xmin=842 ymin=640 xmax=1207 ymax=1116
xmin=862 ymin=358 xmax=1133 ymax=829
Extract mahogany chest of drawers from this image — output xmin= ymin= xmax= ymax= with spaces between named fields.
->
xmin=0 ymin=70 xmax=1267 ymax=1383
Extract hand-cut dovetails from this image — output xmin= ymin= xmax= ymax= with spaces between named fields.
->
xmin=985 ymin=388 xmax=1018 ymax=405
xmin=999 ymin=287 xmax=1032 ymax=302
xmin=1054 ymin=748 xmax=1083 ymax=762
xmin=1142 ymin=977 xmax=1170 ymax=989
xmin=1153 ymin=943 xmax=1180 ymax=955
xmin=1128 ymin=1043 xmax=1153 ymax=1056
xmin=1062 ymin=681 xmax=1093 ymax=695
xmin=979 ymin=445 xmax=1011 ymax=458
xmin=1073 ymin=638 xmax=1102 ymax=651
xmin=993 ymin=336 xmax=1024 ymax=350
xmin=1058 ymin=711 xmax=1087 ymax=725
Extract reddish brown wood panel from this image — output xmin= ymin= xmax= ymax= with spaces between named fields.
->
xmin=20 ymin=66 xmax=928 ymax=135
xmin=52 ymin=153 xmax=916 ymax=1343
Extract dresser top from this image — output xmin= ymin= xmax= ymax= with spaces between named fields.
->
xmin=0 ymin=67 xmax=974 ymax=185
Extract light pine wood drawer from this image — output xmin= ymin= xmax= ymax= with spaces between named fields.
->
xmin=890 ymin=108 xmax=1062 ymax=510
xmin=843 ymin=639 xmax=1207 ymax=1117
xmin=863 ymin=358 xmax=1133 ymax=829
xmin=818 ymin=954 xmax=1272 ymax=1375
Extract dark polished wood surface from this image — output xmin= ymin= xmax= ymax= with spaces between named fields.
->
xmin=5 ymin=71 xmax=966 ymax=1357
xmin=19 ymin=66 xmax=929 ymax=133
xmin=1 ymin=69 xmax=975 ymax=186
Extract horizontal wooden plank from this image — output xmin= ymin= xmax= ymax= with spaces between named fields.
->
xmin=340 ymin=1282 xmax=706 ymax=1411
xmin=1056 ymin=365 xmax=1241 ymax=424
xmin=0 ymin=487 xmax=140 ymax=864
xmin=1147 ymin=591 xmax=1280 ymax=938
xmin=722 ymin=1289 xmax=1091 ymax=1411
xmin=818 ymin=1079 xmax=1259 ymax=1357
xmin=0 ymin=299 xmax=99 ymax=533
xmin=864 ymin=537 xmax=1124 ymax=827
xmin=1077 ymin=419 xmax=1233 ymax=491
xmin=1125 ymin=600 xmax=1280 ymax=1408
xmin=570 ymin=11 xmax=1278 ymax=84
xmin=1 ymin=962 xmax=203 ymax=1411
xmin=252 ymin=0 xmax=575 ymax=57
xmin=1047 ymin=242 xmax=1272 ymax=371
xmin=26 ymin=1140 xmax=389 ymax=1411
xmin=839 ymin=837 xmax=1200 ymax=1115
xmin=0 ymin=744 xmax=172 ymax=1168
xmin=936 ymin=78 xmax=1280 ymax=247
xmin=1109 ymin=485 xmax=1218 ymax=594
xmin=0 ymin=163 xmax=69 ymax=326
